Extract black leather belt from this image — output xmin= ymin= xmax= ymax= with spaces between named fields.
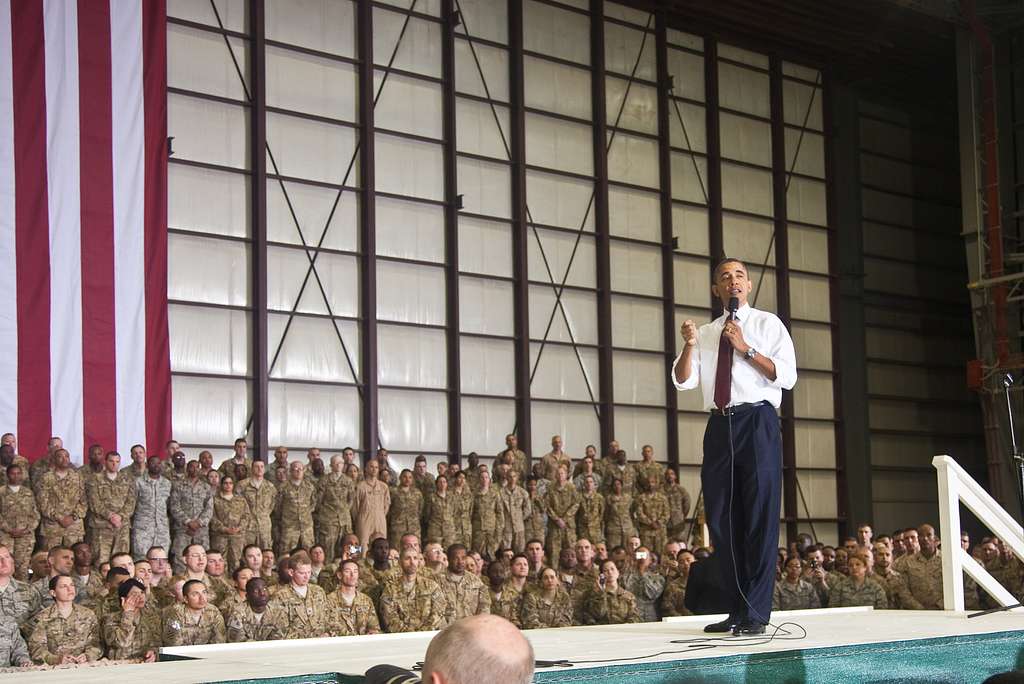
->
xmin=710 ymin=400 xmax=768 ymax=417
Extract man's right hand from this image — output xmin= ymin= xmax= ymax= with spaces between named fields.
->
xmin=681 ymin=320 xmax=698 ymax=347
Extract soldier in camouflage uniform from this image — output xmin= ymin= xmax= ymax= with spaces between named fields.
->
xmin=544 ymin=465 xmax=580 ymax=566
xmin=210 ymin=476 xmax=248 ymax=571
xmin=0 ymin=614 xmax=29 ymax=667
xmin=36 ymin=449 xmax=87 ymax=549
xmin=663 ymin=469 xmax=691 ymax=541
xmin=162 ymin=451 xmax=187 ymax=485
xmin=772 ymin=556 xmax=821 ymax=610
xmin=169 ymin=461 xmax=213 ymax=572
xmin=0 ymin=444 xmax=31 ymax=490
xmin=238 ymin=460 xmax=277 ymax=550
xmin=379 ymin=548 xmax=447 ymax=633
xmin=326 ymin=559 xmax=381 ymax=636
xmin=275 ymin=462 xmax=316 ymax=556
xmin=632 ymin=445 xmax=665 ymax=491
xmin=0 ymin=465 xmax=38 ymax=579
xmin=499 ymin=471 xmax=531 ymax=554
xmin=119 ymin=444 xmax=149 ymax=482
xmin=412 ymin=456 xmax=435 ymax=530
xmin=86 ymin=451 xmax=137 ymax=565
xmin=69 ymin=542 xmax=105 ymax=610
xmin=633 ymin=475 xmax=670 ymax=554
xmin=471 ymin=471 xmax=503 ymax=559
xmin=218 ymin=438 xmax=253 ymax=480
xmin=437 ymin=544 xmax=490 ymax=624
xmin=101 ymin=578 xmax=162 ymax=661
xmin=271 ymin=554 xmax=332 ymax=639
xmin=899 ymin=525 xmax=943 ymax=610
xmin=387 ymin=470 xmax=422 ymax=550
xmin=828 ymin=554 xmax=887 ymax=609
xmin=316 ymin=455 xmax=355 ymax=563
xmin=522 ymin=567 xmax=573 ymax=629
xmin=162 ymin=579 xmax=226 ymax=646
xmin=575 ymin=475 xmax=605 ymax=546
xmin=488 ymin=555 xmax=529 ymax=628
xmin=225 ymin=577 xmax=287 ymax=642
xmin=28 ymin=575 xmax=103 ymax=665
xmin=497 ymin=434 xmax=529 ymax=483
xmin=604 ymin=477 xmax=637 ymax=550
xmin=581 ymin=560 xmax=640 ymax=625
xmin=872 ymin=542 xmax=908 ymax=609
xmin=132 ymin=456 xmax=173 ymax=561
xmin=426 ymin=476 xmax=456 ymax=547
xmin=0 ymin=546 xmax=40 ymax=631
xmin=603 ymin=450 xmax=636 ymax=496
xmin=660 ymin=549 xmax=694 ymax=617
xmin=449 ymin=472 xmax=473 ymax=547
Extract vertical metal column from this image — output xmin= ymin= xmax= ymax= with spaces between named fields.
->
xmin=704 ymin=39 xmax=724 ymax=319
xmin=357 ymin=0 xmax=379 ymax=462
xmin=508 ymin=0 xmax=531 ymax=454
xmin=250 ymin=0 xmax=269 ymax=462
xmin=769 ymin=56 xmax=798 ymax=542
xmin=590 ymin=0 xmax=615 ymax=451
xmin=441 ymin=0 xmax=462 ymax=464
xmin=655 ymin=13 xmax=679 ymax=473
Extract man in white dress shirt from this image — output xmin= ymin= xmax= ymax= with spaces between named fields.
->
xmin=672 ymin=258 xmax=797 ymax=635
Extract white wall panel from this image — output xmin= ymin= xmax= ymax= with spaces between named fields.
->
xmin=608 ymin=186 xmax=659 ymax=242
xmin=795 ymin=469 xmax=838 ymax=518
xmin=610 ymin=295 xmax=663 ymax=351
xmin=373 ymin=9 xmax=442 ymax=77
xmin=459 ymin=217 xmax=513 ymax=277
xmin=677 ymin=413 xmax=707 ymax=465
xmin=607 ymin=131 xmax=659 ymax=188
xmin=456 ymin=98 xmax=510 ymax=160
xmin=377 ymin=261 xmax=446 ymax=325
xmin=794 ymin=421 xmax=835 ymax=468
xmin=605 ymin=2 xmax=650 ymax=27
xmin=376 ymin=197 xmax=445 ymax=263
xmin=375 ymin=134 xmax=444 ymax=200
xmin=378 ymin=324 xmax=446 ymax=388
xmin=526 ymin=170 xmax=595 ymax=231
xmin=789 ymin=273 xmax=831 ymax=322
xmin=524 ymin=56 xmax=591 ymax=120
xmin=605 ymin=78 xmax=657 ymax=134
xmin=168 ymin=25 xmax=248 ymax=100
xmin=169 ymin=95 xmax=248 ymax=168
xmin=169 ymin=0 xmax=248 ymax=31
xmin=785 ymin=129 xmax=825 ymax=178
xmin=670 ymin=152 xmax=708 ymax=204
xmin=530 ymin=400 xmax=601 ymax=461
xmin=614 ymin=406 xmax=667 ymax=463
xmin=792 ymin=371 xmax=834 ymax=420
xmin=379 ymin=389 xmax=448 ymax=452
xmin=458 ymin=158 xmax=512 ymax=219
xmin=173 ymin=375 xmax=249 ymax=444
xmin=267 ymin=314 xmax=359 ymax=383
xmin=666 ymin=49 xmax=704 ymax=101
xmin=266 ymin=180 xmax=358 ymax=252
xmin=169 ymin=234 xmax=250 ymax=306
xmin=266 ymin=113 xmax=357 ymax=185
xmin=718 ymin=62 xmax=769 ymax=118
xmin=268 ymin=382 xmax=360 ymax=448
xmin=523 ymin=1 xmax=590 ymax=66
xmin=718 ymin=43 xmax=768 ymax=69
xmin=604 ymin=22 xmax=654 ymax=79
xmin=459 ymin=277 xmax=514 ymax=336
xmin=673 ymin=205 xmax=709 ymax=255
xmin=787 ymin=177 xmax=827 ymax=226
xmin=529 ymin=344 xmax=600 ymax=401
xmin=455 ymin=0 xmax=508 ymax=44
xmin=720 ymin=112 xmax=771 ymax=167
xmin=668 ymin=100 xmax=706 ymax=152
xmin=170 ymin=305 xmax=250 ymax=375
xmin=610 ymin=241 xmax=661 ymax=296
xmin=783 ymin=80 xmax=823 ymax=131
xmin=791 ymin=322 xmax=832 ymax=372
xmin=529 ymin=286 xmax=598 ymax=344
xmin=266 ymin=47 xmax=358 ymax=121
xmin=723 ymin=213 xmax=774 ymax=266
xmin=169 ymin=164 xmax=249 ymax=238
xmin=525 ymin=114 xmax=594 ymax=176
xmin=461 ymin=397 xmax=515 ymax=454
xmin=455 ymin=39 xmax=508 ymax=101
xmin=788 ymin=225 xmax=829 ymax=274
xmin=373 ymin=71 xmax=442 ymax=138
xmin=267 ymin=248 xmax=359 ymax=317
xmin=612 ymin=351 xmax=666 ymax=405
xmin=460 ymin=337 xmax=515 ymax=396
xmin=528 ymin=228 xmax=596 ymax=288
xmin=265 ymin=0 xmax=355 ymax=57
xmin=721 ymin=162 xmax=773 ymax=216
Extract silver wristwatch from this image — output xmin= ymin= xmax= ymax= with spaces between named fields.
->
xmin=744 ymin=347 xmax=759 ymax=360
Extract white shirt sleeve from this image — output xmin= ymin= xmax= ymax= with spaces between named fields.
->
xmin=670 ymin=337 xmax=700 ymax=391
xmin=765 ymin=316 xmax=797 ymax=390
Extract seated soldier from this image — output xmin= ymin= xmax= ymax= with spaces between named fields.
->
xmin=829 ymin=553 xmax=887 ymax=609
xmin=220 ymin=566 xmax=253 ymax=618
xmin=620 ymin=546 xmax=665 ymax=622
xmin=0 ymin=614 xmax=29 ymax=667
xmin=163 ymin=579 xmax=226 ymax=646
xmin=326 ymin=559 xmax=380 ymax=636
xmin=102 ymin=578 xmax=161 ymax=662
xmin=438 ymin=544 xmax=490 ymax=624
xmin=379 ymin=548 xmax=446 ymax=633
xmin=28 ymin=574 xmax=103 ymax=665
xmin=773 ymin=556 xmax=821 ymax=611
xmin=225 ymin=577 xmax=287 ymax=642
xmin=271 ymin=552 xmax=331 ymax=639
xmin=491 ymin=554 xmax=529 ymax=629
xmin=581 ymin=559 xmax=640 ymax=625
xmin=522 ymin=567 xmax=573 ymax=629
xmin=661 ymin=549 xmax=696 ymax=617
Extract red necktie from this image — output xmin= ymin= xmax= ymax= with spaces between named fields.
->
xmin=713 ymin=324 xmax=733 ymax=409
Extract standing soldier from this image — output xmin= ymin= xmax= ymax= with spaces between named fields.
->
xmin=163 ymin=451 xmax=188 ymax=484
xmin=524 ymin=476 xmax=547 ymax=546
xmin=86 ymin=451 xmax=137 ymax=565
xmin=540 ymin=435 xmax=573 ymax=482
xmin=0 ymin=465 xmax=38 ymax=579
xmin=315 ymin=455 xmax=355 ymax=563
xmin=353 ymin=460 xmax=391 ymax=548
xmin=29 ymin=437 xmax=63 ymax=485
xmin=471 ymin=471 xmax=503 ymax=559
xmin=169 ymin=461 xmax=214 ymax=572
xmin=0 ymin=444 xmax=30 ymax=488
xmin=544 ymin=464 xmax=580 ymax=566
xmin=218 ymin=438 xmax=253 ymax=480
xmin=275 ymin=462 xmax=316 ymax=556
xmin=426 ymin=475 xmax=455 ymax=548
xmin=604 ymin=477 xmax=637 ymax=551
xmin=632 ymin=445 xmax=665 ymax=492
xmin=632 ymin=474 xmax=670 ymax=554
xmin=388 ymin=470 xmax=423 ymax=550
xmin=378 ymin=548 xmax=447 ymax=633
xmin=575 ymin=475 xmax=605 ymax=546
xmin=133 ymin=456 xmax=173 ymax=561
xmin=238 ymin=460 xmax=276 ymax=551
xmin=603 ymin=450 xmax=636 ymax=496
xmin=119 ymin=444 xmax=149 ymax=481
xmin=210 ymin=476 xmax=248 ymax=571
xmin=497 ymin=434 xmax=529 ymax=484
xmin=663 ymin=469 xmax=691 ymax=542
xmin=36 ymin=449 xmax=88 ymax=549
xmin=463 ymin=453 xmax=483 ymax=493
xmin=450 ymin=471 xmax=473 ymax=547
xmin=411 ymin=455 xmax=435 ymax=532
xmin=499 ymin=470 xmax=531 ymax=554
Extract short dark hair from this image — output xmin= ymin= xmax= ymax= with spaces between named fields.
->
xmin=712 ymin=257 xmax=747 ymax=282
xmin=106 ymin=566 xmax=130 ymax=582
xmin=117 ymin=578 xmax=146 ymax=599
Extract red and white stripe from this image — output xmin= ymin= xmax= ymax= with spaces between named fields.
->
xmin=0 ymin=0 xmax=169 ymax=463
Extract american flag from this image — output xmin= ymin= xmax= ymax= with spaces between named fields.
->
xmin=0 ymin=0 xmax=170 ymax=463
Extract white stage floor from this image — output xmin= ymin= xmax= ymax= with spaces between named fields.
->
xmin=4 ymin=608 xmax=1022 ymax=683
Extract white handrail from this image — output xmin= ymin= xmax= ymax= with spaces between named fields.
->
xmin=933 ymin=454 xmax=1023 ymax=611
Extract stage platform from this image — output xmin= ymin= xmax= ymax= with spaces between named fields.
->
xmin=4 ymin=608 xmax=1022 ymax=683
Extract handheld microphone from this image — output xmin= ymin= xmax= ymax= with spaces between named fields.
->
xmin=727 ymin=296 xmax=739 ymax=320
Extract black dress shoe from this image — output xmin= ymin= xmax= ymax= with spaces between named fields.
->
xmin=732 ymin=621 xmax=766 ymax=636
xmin=704 ymin=617 xmax=741 ymax=633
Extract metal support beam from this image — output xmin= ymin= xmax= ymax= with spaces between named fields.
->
xmin=656 ymin=12 xmax=680 ymax=474
xmin=704 ymin=39 xmax=724 ymax=319
xmin=769 ymin=56 xmax=798 ymax=543
xmin=442 ymin=0 xmax=461 ymax=464
xmin=509 ymin=0 xmax=531 ymax=455
xmin=591 ymin=0 xmax=615 ymax=451
xmin=357 ymin=0 xmax=379 ymax=461
xmin=249 ymin=0 xmax=268 ymax=462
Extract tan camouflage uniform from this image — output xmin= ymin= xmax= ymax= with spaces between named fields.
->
xmin=224 ymin=602 xmax=288 ymax=642
xmin=210 ymin=493 xmax=249 ymax=571
xmin=604 ymin=493 xmax=637 ymax=550
xmin=471 ymin=488 xmax=503 ymax=558
xmin=238 ymin=477 xmax=277 ymax=550
xmin=315 ymin=473 xmax=355 ymax=563
xmin=162 ymin=603 xmax=226 ymax=646
xmin=101 ymin=603 xmax=163 ymax=660
xmin=438 ymin=571 xmax=490 ymax=624
xmin=544 ymin=482 xmax=580 ymax=565
xmin=28 ymin=604 xmax=103 ymax=664
xmin=326 ymin=589 xmax=380 ymax=636
xmin=521 ymin=587 xmax=573 ymax=629
xmin=0 ymin=485 xmax=39 ymax=579
xmin=387 ymin=487 xmax=423 ymax=550
xmin=379 ymin=574 xmax=446 ymax=633
xmin=36 ymin=469 xmax=87 ymax=549
xmin=632 ymin=490 xmax=670 ymax=554
xmin=86 ymin=472 xmax=137 ymax=565
xmin=575 ymin=490 xmax=605 ymax=545
xmin=272 ymin=583 xmax=332 ymax=639
xmin=275 ymin=479 xmax=316 ymax=556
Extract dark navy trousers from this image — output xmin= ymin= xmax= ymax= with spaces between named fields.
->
xmin=701 ymin=402 xmax=782 ymax=625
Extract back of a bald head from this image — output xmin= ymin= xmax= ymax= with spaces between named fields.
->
xmin=422 ymin=614 xmax=533 ymax=684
